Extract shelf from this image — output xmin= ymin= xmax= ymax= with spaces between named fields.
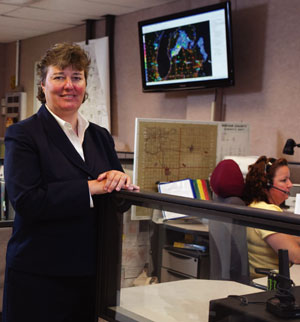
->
xmin=0 ymin=220 xmax=13 ymax=228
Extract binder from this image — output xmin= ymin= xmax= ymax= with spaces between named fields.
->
xmin=193 ymin=179 xmax=210 ymax=201
xmin=158 ymin=179 xmax=195 ymax=220
xmin=158 ymin=178 xmax=210 ymax=220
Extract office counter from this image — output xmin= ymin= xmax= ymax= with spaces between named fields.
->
xmin=111 ymin=279 xmax=259 ymax=322
xmin=96 ymin=191 xmax=300 ymax=321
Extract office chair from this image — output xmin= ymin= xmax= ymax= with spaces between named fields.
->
xmin=208 ymin=159 xmax=250 ymax=284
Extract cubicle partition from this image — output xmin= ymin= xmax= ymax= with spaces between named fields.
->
xmin=1 ymin=191 xmax=300 ymax=321
xmin=96 ymin=190 xmax=300 ymax=322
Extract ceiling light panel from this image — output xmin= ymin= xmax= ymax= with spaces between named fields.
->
xmin=0 ymin=3 xmax=18 ymax=13
xmin=30 ymin=0 xmax=132 ymax=16
xmin=85 ymin=0 xmax=175 ymax=12
xmin=0 ymin=15 xmax=73 ymax=32
xmin=7 ymin=7 xmax=91 ymax=24
xmin=0 ymin=0 xmax=39 ymax=4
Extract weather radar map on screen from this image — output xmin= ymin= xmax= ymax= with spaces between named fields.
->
xmin=138 ymin=1 xmax=234 ymax=91
xmin=144 ymin=21 xmax=212 ymax=81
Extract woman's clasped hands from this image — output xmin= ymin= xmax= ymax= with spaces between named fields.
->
xmin=88 ymin=170 xmax=139 ymax=195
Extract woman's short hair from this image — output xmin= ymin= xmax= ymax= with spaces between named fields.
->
xmin=36 ymin=42 xmax=91 ymax=103
xmin=243 ymin=156 xmax=288 ymax=205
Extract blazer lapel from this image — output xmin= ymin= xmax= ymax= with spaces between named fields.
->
xmin=37 ymin=105 xmax=94 ymax=177
xmin=83 ymin=128 xmax=109 ymax=178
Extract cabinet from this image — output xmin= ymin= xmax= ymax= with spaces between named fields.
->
xmin=155 ymin=220 xmax=210 ymax=282
xmin=5 ymin=92 xmax=27 ymax=126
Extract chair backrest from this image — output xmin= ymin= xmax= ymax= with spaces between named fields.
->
xmin=209 ymin=196 xmax=250 ymax=284
xmin=209 ymin=159 xmax=250 ymax=284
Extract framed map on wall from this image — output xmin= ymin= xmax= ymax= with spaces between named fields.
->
xmin=132 ymin=118 xmax=250 ymax=220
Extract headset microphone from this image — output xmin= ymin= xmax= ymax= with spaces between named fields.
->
xmin=270 ymin=185 xmax=290 ymax=195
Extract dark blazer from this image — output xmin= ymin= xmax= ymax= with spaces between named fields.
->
xmin=4 ymin=105 xmax=123 ymax=276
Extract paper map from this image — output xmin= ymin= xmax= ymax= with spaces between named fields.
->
xmin=133 ymin=119 xmax=249 ymax=219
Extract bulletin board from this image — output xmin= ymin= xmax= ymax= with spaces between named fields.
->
xmin=132 ymin=118 xmax=250 ymax=220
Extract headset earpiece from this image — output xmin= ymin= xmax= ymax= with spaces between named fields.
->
xmin=265 ymin=158 xmax=276 ymax=189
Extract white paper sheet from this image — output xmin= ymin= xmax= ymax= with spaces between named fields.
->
xmin=158 ymin=179 xmax=195 ymax=220
xmin=294 ymin=193 xmax=300 ymax=215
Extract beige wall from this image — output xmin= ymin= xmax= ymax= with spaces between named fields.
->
xmin=1 ymin=43 xmax=16 ymax=98
xmin=1 ymin=0 xmax=300 ymax=162
xmin=0 ymin=44 xmax=5 ymax=99
xmin=112 ymin=0 xmax=300 ymax=161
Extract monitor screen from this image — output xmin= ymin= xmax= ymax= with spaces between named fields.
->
xmin=138 ymin=1 xmax=234 ymax=92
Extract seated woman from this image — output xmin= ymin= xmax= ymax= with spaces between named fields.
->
xmin=243 ymin=156 xmax=300 ymax=278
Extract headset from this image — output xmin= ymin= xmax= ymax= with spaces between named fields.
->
xmin=266 ymin=159 xmax=290 ymax=195
xmin=267 ymin=183 xmax=290 ymax=195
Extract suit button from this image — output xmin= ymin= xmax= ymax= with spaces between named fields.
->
xmin=88 ymin=176 xmax=92 ymax=180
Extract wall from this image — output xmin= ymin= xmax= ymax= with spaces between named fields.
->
xmin=225 ymin=1 xmax=300 ymax=160
xmin=1 ymin=0 xmax=300 ymax=160
xmin=0 ymin=44 xmax=5 ymax=99
xmin=111 ymin=0 xmax=300 ymax=162
xmin=0 ymin=43 xmax=16 ymax=136
xmin=2 ymin=43 xmax=16 ymax=95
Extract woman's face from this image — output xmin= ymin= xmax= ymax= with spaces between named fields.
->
xmin=267 ymin=165 xmax=293 ymax=205
xmin=41 ymin=65 xmax=86 ymax=117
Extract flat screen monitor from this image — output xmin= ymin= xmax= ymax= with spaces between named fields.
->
xmin=138 ymin=1 xmax=234 ymax=92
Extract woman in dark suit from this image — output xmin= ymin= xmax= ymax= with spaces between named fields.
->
xmin=2 ymin=42 xmax=138 ymax=322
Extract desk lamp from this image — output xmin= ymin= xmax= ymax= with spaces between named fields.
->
xmin=283 ymin=139 xmax=300 ymax=155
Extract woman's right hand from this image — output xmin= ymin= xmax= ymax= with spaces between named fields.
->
xmin=88 ymin=170 xmax=140 ymax=195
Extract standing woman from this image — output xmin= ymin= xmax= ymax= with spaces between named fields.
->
xmin=2 ymin=43 xmax=138 ymax=322
xmin=244 ymin=156 xmax=300 ymax=279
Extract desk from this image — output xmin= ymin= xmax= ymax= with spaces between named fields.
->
xmin=158 ymin=221 xmax=209 ymax=281
xmin=111 ymin=279 xmax=258 ymax=322
xmin=150 ymin=217 xmax=209 ymax=282
xmin=164 ymin=220 xmax=209 ymax=234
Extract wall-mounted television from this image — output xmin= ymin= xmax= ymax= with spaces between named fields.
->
xmin=138 ymin=1 xmax=234 ymax=92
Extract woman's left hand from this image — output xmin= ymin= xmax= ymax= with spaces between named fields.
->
xmin=97 ymin=170 xmax=139 ymax=193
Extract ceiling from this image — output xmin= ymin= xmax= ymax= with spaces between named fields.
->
xmin=0 ymin=0 xmax=174 ymax=43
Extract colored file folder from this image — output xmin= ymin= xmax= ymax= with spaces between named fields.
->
xmin=158 ymin=178 xmax=210 ymax=220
